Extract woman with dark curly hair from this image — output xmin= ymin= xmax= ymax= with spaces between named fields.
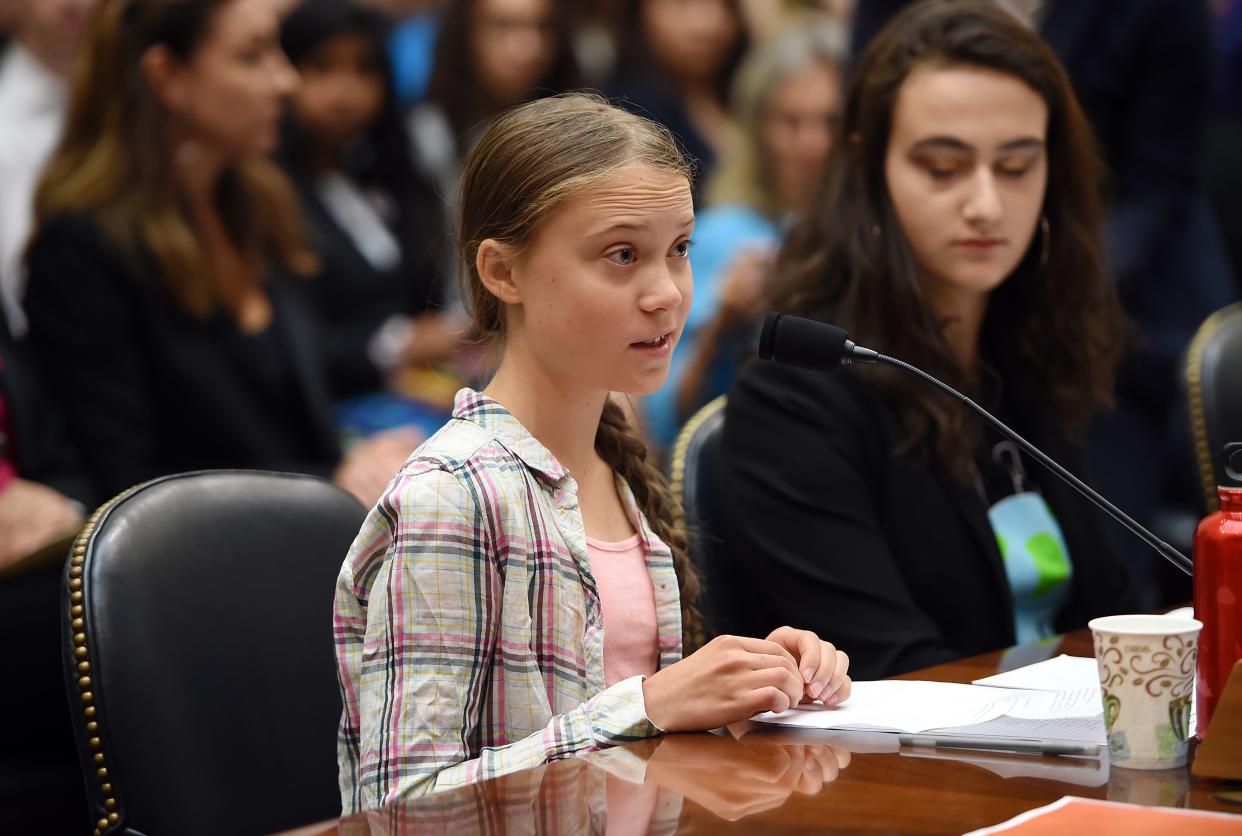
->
xmin=720 ymin=0 xmax=1137 ymax=679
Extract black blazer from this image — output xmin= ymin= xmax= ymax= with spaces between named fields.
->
xmin=290 ymin=172 xmax=446 ymax=401
xmin=24 ymin=214 xmax=341 ymax=500
xmin=0 ymin=312 xmax=93 ymax=504
xmin=720 ymin=360 xmax=1137 ymax=680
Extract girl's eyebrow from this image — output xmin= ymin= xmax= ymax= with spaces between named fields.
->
xmin=910 ymin=136 xmax=1046 ymax=153
xmin=587 ymin=216 xmax=696 ymax=238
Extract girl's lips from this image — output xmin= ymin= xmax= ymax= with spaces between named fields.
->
xmin=631 ymin=333 xmax=673 ymax=355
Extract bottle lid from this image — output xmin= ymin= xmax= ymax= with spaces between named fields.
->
xmin=1224 ymin=442 xmax=1242 ymax=489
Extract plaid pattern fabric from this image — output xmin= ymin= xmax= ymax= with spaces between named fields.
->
xmin=335 ymin=389 xmax=684 ymax=812
xmin=337 ymin=744 xmax=682 ymax=835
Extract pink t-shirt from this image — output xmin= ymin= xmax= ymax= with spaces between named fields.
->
xmin=585 ymin=532 xmax=660 ymax=687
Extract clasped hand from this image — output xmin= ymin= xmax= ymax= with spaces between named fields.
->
xmin=642 ymin=626 xmax=851 ymax=732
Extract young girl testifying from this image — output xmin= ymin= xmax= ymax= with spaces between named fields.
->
xmin=334 ymin=92 xmax=851 ymax=810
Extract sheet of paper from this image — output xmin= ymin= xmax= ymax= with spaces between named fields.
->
xmin=973 ymin=655 xmax=1198 ymax=726
xmin=753 ymin=680 xmax=1098 ymax=737
xmin=972 ymin=654 xmax=1100 ymax=691
xmin=753 ymin=680 xmax=1035 ymax=732
xmin=929 ymin=712 xmax=1106 ymax=745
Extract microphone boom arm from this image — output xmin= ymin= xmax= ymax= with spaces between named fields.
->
xmin=870 ymin=352 xmax=1193 ymax=576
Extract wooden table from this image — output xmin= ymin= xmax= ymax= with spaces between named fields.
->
xmin=286 ymin=631 xmax=1242 ymax=834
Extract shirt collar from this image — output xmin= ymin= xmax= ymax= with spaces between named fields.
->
xmin=452 ymin=388 xmax=570 ymax=483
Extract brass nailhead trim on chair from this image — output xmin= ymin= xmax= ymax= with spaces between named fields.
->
xmin=1185 ymin=303 xmax=1242 ymax=512
xmin=670 ymin=395 xmax=728 ymax=516
xmin=68 ymin=485 xmax=142 ymax=835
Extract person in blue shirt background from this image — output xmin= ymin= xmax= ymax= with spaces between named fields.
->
xmin=642 ymin=19 xmax=847 ymax=450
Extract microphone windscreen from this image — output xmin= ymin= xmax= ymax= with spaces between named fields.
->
xmin=759 ymin=313 xmax=850 ymax=371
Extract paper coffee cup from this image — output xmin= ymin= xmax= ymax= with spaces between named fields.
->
xmin=1088 ymin=614 xmax=1202 ymax=770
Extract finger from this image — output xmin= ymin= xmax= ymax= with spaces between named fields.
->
xmin=809 ymin=641 xmax=839 ymax=700
xmin=747 ymin=685 xmax=793 ymax=716
xmin=775 ymin=744 xmax=806 ymax=788
xmin=732 ymin=637 xmax=801 ymax=678
xmin=740 ymin=746 xmax=796 ymax=786
xmin=748 ymin=664 xmax=803 ymax=708
xmin=822 ymin=652 xmax=851 ymax=705
xmin=753 ymin=631 xmax=802 ymax=665
xmin=794 ymin=633 xmax=823 ymax=688
xmin=832 ymin=746 xmax=852 ymax=770
xmin=766 ymin=627 xmax=822 ymax=689
xmin=810 ymin=745 xmax=841 ymax=783
xmin=795 ymin=752 xmax=823 ymax=795
xmin=825 ymin=674 xmax=852 ymax=708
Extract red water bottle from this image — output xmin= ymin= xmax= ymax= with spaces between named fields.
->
xmin=1193 ymin=442 xmax=1242 ymax=738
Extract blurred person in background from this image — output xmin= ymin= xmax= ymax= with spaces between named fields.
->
xmin=1204 ymin=0 xmax=1242 ymax=293
xmin=853 ymin=0 xmax=1237 ymax=612
xmin=24 ymin=0 xmax=416 ymax=508
xmin=737 ymin=0 xmax=855 ymax=39
xmin=642 ymin=20 xmax=847 ymax=448
xmin=606 ymin=0 xmax=749 ymax=194
xmin=407 ymin=0 xmax=580 ymax=198
xmin=0 ymin=0 xmax=95 ymax=337
xmin=280 ymin=0 xmax=468 ymax=413
xmin=0 ymin=10 xmax=96 ymax=825
xmin=362 ymin=0 xmax=443 ymax=107
xmin=0 ymin=311 xmax=85 ymax=569
xmin=0 ymin=301 xmax=91 ymax=833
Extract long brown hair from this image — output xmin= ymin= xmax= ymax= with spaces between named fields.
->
xmin=458 ymin=93 xmax=704 ymax=650
xmin=33 ymin=0 xmax=314 ymax=320
xmin=424 ymin=0 xmax=581 ymax=153
xmin=772 ymin=0 xmax=1124 ymax=481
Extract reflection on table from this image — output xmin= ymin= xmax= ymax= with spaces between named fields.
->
xmin=287 ymin=631 xmax=1241 ymax=835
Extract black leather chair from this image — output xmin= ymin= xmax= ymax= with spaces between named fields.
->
xmin=671 ymin=397 xmax=763 ymax=639
xmin=1186 ymin=302 xmax=1242 ymax=510
xmin=61 ymin=470 xmax=366 ymax=836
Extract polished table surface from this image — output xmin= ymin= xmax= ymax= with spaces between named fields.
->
xmin=286 ymin=631 xmax=1242 ymax=834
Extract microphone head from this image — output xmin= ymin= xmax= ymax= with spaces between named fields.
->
xmin=759 ymin=312 xmax=850 ymax=371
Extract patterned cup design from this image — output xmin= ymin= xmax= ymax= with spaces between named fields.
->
xmin=1089 ymin=614 xmax=1202 ymax=770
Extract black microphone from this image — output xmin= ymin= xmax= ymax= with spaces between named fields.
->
xmin=758 ymin=312 xmax=1193 ymax=576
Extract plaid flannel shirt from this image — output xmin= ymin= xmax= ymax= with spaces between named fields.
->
xmin=334 ymin=389 xmax=684 ymax=812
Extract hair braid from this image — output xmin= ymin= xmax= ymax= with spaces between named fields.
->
xmin=596 ymin=400 xmax=706 ymax=653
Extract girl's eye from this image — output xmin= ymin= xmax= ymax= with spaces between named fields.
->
xmin=672 ymin=239 xmax=692 ymax=258
xmin=926 ymin=165 xmax=961 ymax=181
xmin=997 ymin=164 xmax=1034 ymax=179
xmin=606 ymin=248 xmax=636 ymax=266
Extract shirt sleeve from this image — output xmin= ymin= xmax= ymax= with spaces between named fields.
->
xmin=342 ymin=465 xmax=660 ymax=811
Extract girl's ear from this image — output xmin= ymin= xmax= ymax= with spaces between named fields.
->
xmin=141 ymin=45 xmax=187 ymax=114
xmin=476 ymin=239 xmax=523 ymax=305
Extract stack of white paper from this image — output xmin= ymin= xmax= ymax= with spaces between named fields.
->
xmin=753 ymin=679 xmax=1107 ymax=744
xmin=973 ymin=653 xmax=1196 ymax=727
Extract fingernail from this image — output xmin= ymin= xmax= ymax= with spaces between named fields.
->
xmin=810 ymin=681 xmax=825 ymax=699
xmin=822 ymin=686 xmax=839 ymax=704
xmin=802 ymin=667 xmax=815 ymax=683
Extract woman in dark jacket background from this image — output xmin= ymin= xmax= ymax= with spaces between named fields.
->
xmin=25 ymin=0 xmax=414 ymax=505
xmin=721 ymin=1 xmax=1136 ymax=679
